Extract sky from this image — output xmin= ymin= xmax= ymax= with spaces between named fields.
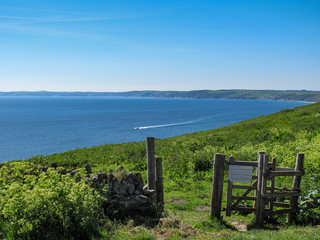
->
xmin=1 ymin=0 xmax=320 ymax=92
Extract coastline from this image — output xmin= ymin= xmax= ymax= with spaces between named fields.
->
xmin=0 ymin=89 xmax=319 ymax=102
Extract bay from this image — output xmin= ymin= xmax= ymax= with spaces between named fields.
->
xmin=0 ymin=96 xmax=309 ymax=162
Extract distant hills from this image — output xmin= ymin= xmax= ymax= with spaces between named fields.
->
xmin=1 ymin=90 xmax=320 ymax=102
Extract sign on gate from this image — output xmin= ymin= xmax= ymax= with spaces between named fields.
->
xmin=228 ymin=165 xmax=253 ymax=183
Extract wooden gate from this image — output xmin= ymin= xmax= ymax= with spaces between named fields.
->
xmin=224 ymin=151 xmax=304 ymax=227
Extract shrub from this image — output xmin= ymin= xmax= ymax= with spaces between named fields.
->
xmin=298 ymin=190 xmax=320 ymax=225
xmin=0 ymin=162 xmax=104 ymax=240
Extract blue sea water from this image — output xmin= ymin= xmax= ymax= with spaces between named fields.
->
xmin=0 ymin=96 xmax=310 ymax=162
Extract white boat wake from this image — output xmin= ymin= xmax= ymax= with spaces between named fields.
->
xmin=134 ymin=119 xmax=203 ymax=130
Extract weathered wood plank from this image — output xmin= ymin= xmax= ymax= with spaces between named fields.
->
xmin=232 ymin=207 xmax=256 ymax=212
xmin=226 ymin=156 xmax=235 ymax=217
xmin=259 ymin=155 xmax=268 ymax=227
xmin=269 ymin=158 xmax=276 ymax=218
xmin=265 ymin=208 xmax=297 ymax=216
xmin=146 ymin=137 xmax=156 ymax=191
xmin=266 ymin=186 xmax=293 ymax=191
xmin=255 ymin=151 xmax=265 ymax=227
xmin=228 ymin=161 xmax=258 ymax=167
xmin=289 ymin=153 xmax=304 ymax=224
xmin=274 ymin=167 xmax=295 ymax=171
xmin=263 ymin=191 xmax=301 ymax=198
xmin=232 ymin=184 xmax=257 ymax=190
xmin=210 ymin=154 xmax=225 ymax=219
xmin=229 ymin=161 xmax=273 ymax=168
xmin=232 ymin=196 xmax=256 ymax=201
xmin=268 ymin=170 xmax=304 ymax=177
xmin=273 ymin=202 xmax=290 ymax=208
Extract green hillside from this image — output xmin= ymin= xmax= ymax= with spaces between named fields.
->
xmin=1 ymin=102 xmax=320 ymax=239
xmin=29 ymin=102 xmax=320 ymax=176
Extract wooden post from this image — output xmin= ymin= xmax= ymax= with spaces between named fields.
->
xmin=156 ymin=157 xmax=164 ymax=212
xmin=255 ymin=151 xmax=265 ymax=227
xmin=288 ymin=153 xmax=304 ymax=224
xmin=254 ymin=151 xmax=265 ymax=211
xmin=210 ymin=153 xmax=226 ymax=219
xmin=146 ymin=137 xmax=156 ymax=191
xmin=269 ymin=158 xmax=276 ymax=220
xmin=259 ymin=155 xmax=268 ymax=227
xmin=226 ymin=156 xmax=235 ymax=216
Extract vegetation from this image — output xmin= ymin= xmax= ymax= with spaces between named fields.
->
xmin=0 ymin=162 xmax=104 ymax=240
xmin=1 ymin=89 xmax=320 ymax=102
xmin=1 ymin=102 xmax=320 ymax=239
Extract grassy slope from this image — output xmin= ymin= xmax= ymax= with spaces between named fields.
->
xmin=29 ymin=102 xmax=320 ymax=175
xmin=23 ymin=102 xmax=320 ymax=239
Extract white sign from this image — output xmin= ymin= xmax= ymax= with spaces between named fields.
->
xmin=228 ymin=165 xmax=253 ymax=183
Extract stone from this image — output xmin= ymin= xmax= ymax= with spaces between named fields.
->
xmin=127 ymin=183 xmax=135 ymax=195
xmin=143 ymin=189 xmax=156 ymax=197
xmin=91 ymin=173 xmax=107 ymax=189
xmin=134 ymin=173 xmax=144 ymax=191
xmin=85 ymin=164 xmax=92 ymax=174
xmin=126 ymin=172 xmax=135 ymax=185
xmin=91 ymin=173 xmax=107 ymax=181
xmin=134 ymin=189 xmax=141 ymax=195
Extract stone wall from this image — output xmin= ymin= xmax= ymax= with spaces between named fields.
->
xmin=90 ymin=166 xmax=157 ymax=217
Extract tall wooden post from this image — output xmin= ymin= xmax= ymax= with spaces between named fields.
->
xmin=156 ymin=157 xmax=164 ymax=212
xmin=255 ymin=151 xmax=265 ymax=227
xmin=288 ymin=153 xmax=304 ymax=224
xmin=226 ymin=156 xmax=235 ymax=216
xmin=146 ymin=137 xmax=156 ymax=191
xmin=254 ymin=151 xmax=265 ymax=211
xmin=269 ymin=158 xmax=276 ymax=220
xmin=210 ymin=153 xmax=225 ymax=219
xmin=259 ymin=155 xmax=268 ymax=227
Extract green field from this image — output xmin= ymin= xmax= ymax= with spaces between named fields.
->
xmin=1 ymin=102 xmax=320 ymax=239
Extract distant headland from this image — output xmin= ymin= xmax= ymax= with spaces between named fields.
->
xmin=1 ymin=89 xmax=319 ymax=102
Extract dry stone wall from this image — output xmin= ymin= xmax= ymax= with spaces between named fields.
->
xmin=90 ymin=167 xmax=157 ymax=217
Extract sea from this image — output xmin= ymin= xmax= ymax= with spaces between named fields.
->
xmin=0 ymin=96 xmax=310 ymax=162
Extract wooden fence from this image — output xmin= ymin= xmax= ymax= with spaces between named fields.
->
xmin=210 ymin=151 xmax=304 ymax=227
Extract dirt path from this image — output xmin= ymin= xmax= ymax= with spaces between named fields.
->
xmin=230 ymin=221 xmax=248 ymax=232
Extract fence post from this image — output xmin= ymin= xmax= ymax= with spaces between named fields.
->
xmin=146 ymin=137 xmax=156 ymax=191
xmin=269 ymin=158 xmax=276 ymax=220
xmin=210 ymin=153 xmax=226 ymax=219
xmin=259 ymin=155 xmax=268 ymax=227
xmin=156 ymin=157 xmax=164 ymax=212
xmin=288 ymin=153 xmax=304 ymax=224
xmin=255 ymin=151 xmax=265 ymax=227
xmin=254 ymin=151 xmax=265 ymax=211
xmin=226 ymin=156 xmax=235 ymax=216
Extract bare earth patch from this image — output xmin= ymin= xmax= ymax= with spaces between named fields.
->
xmin=167 ymin=199 xmax=187 ymax=204
xmin=230 ymin=221 xmax=248 ymax=232
xmin=196 ymin=206 xmax=210 ymax=211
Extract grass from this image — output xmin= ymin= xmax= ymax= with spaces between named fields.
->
xmin=2 ymin=102 xmax=320 ymax=239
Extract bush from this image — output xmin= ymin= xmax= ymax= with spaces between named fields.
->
xmin=298 ymin=190 xmax=320 ymax=225
xmin=0 ymin=162 xmax=104 ymax=240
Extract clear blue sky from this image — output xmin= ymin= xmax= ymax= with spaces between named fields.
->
xmin=1 ymin=0 xmax=320 ymax=92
